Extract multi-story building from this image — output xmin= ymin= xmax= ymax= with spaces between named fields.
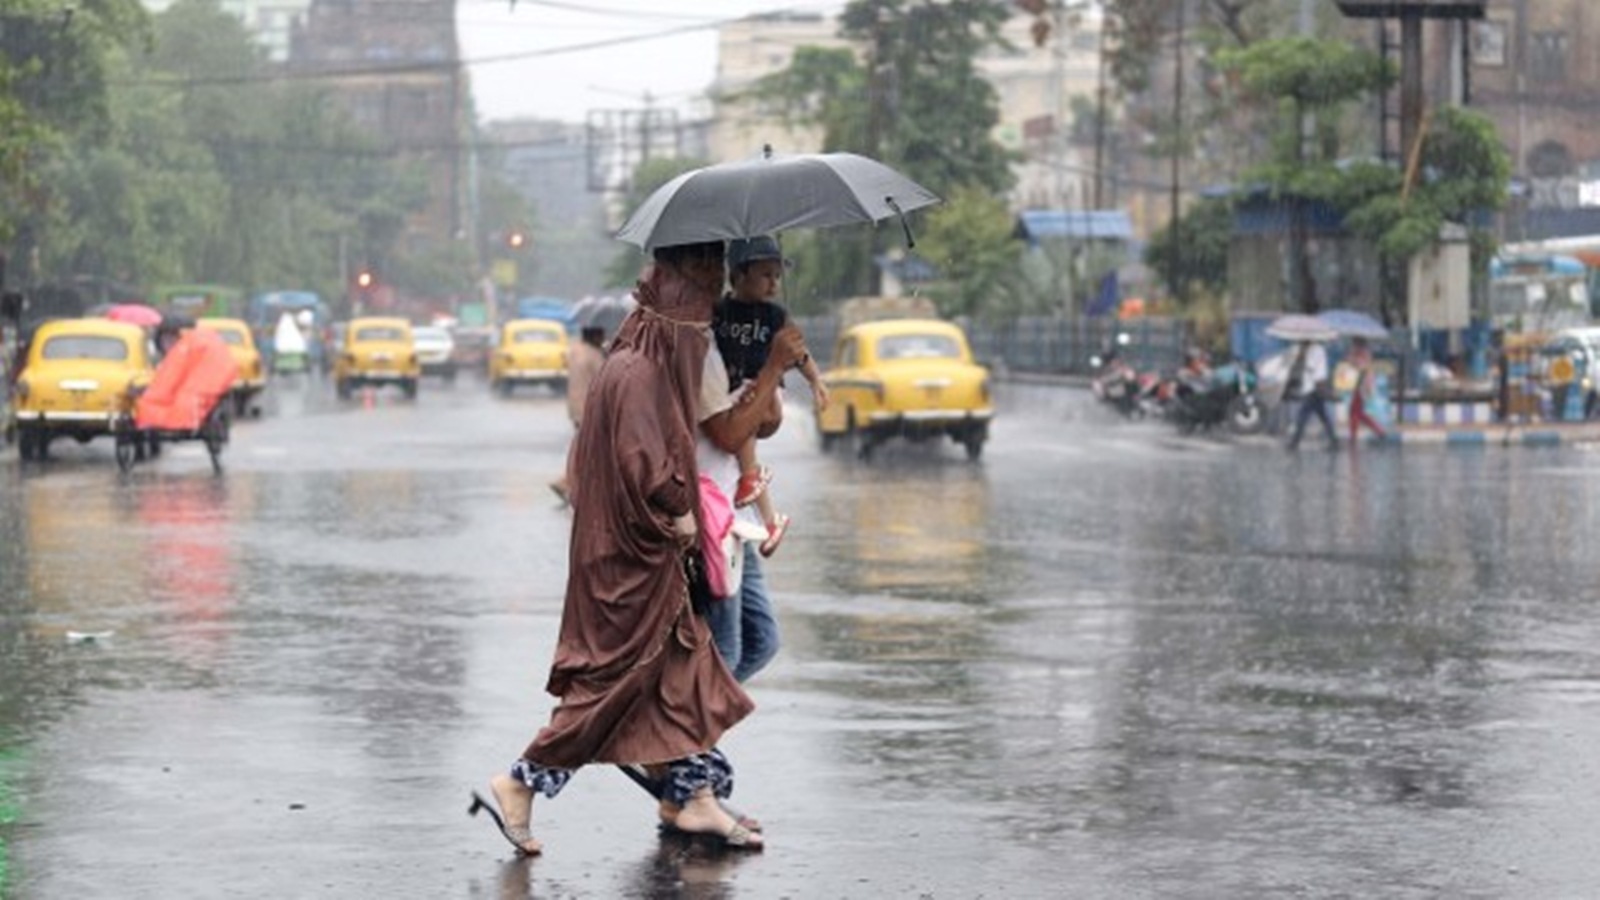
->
xmin=707 ymin=8 xmax=1109 ymax=213
xmin=141 ymin=0 xmax=311 ymax=62
xmin=1461 ymin=0 xmax=1600 ymax=238
xmin=705 ymin=11 xmax=843 ymax=164
xmin=288 ymin=0 xmax=469 ymax=251
xmin=483 ymin=119 xmax=614 ymax=300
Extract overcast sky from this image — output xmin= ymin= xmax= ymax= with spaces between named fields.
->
xmin=457 ymin=0 xmax=844 ymax=125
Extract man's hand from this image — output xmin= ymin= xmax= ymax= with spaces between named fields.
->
xmin=672 ymin=512 xmax=698 ymax=550
xmin=766 ymin=325 xmax=806 ymax=373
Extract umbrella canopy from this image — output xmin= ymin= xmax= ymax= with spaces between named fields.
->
xmin=1266 ymin=313 xmax=1338 ymax=342
xmin=103 ymin=303 xmax=164 ymax=327
xmin=615 ymin=147 xmax=941 ymax=251
xmin=570 ymin=294 xmax=636 ymax=336
xmin=1316 ymin=309 xmax=1390 ymax=340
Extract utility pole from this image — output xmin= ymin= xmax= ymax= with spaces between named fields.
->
xmin=1169 ymin=0 xmax=1186 ymax=304
xmin=1093 ymin=9 xmax=1110 ymax=210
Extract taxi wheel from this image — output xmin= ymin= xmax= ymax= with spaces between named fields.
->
xmin=817 ymin=421 xmax=836 ymax=452
xmin=336 ymin=378 xmax=352 ymax=400
xmin=494 ymin=379 xmax=513 ymax=398
xmin=963 ymin=434 xmax=985 ymax=462
xmin=17 ymin=425 xmax=38 ymax=461
xmin=402 ymin=379 xmax=418 ymax=400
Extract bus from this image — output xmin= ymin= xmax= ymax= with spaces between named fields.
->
xmin=148 ymin=284 xmax=245 ymax=320
xmin=1488 ymin=254 xmax=1591 ymax=334
xmin=247 ymin=290 xmax=331 ymax=372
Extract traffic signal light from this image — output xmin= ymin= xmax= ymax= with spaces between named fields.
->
xmin=356 ymin=269 xmax=374 ymax=289
xmin=507 ymin=231 xmax=526 ymax=249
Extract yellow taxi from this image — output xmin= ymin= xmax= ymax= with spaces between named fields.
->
xmin=332 ymin=317 xmax=419 ymax=399
xmin=488 ymin=318 xmax=569 ymax=396
xmin=10 ymin=318 xmax=155 ymax=461
xmin=196 ymin=317 xmax=267 ymax=417
xmin=816 ymin=318 xmax=993 ymax=460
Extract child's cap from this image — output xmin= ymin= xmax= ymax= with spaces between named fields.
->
xmin=728 ymin=235 xmax=791 ymax=270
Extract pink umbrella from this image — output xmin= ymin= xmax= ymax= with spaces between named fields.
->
xmin=104 ymin=303 xmax=164 ymax=327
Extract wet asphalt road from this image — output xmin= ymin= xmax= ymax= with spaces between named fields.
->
xmin=3 ymin=375 xmax=1600 ymax=899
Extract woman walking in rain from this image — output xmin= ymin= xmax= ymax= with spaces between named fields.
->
xmin=471 ymin=240 xmax=769 ymax=853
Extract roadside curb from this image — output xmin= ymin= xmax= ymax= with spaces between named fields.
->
xmin=1387 ymin=423 xmax=1600 ymax=447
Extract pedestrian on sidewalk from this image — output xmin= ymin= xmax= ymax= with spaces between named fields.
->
xmin=473 ymin=241 xmax=763 ymax=855
xmin=1286 ymin=340 xmax=1339 ymax=451
xmin=549 ymin=324 xmax=607 ymax=505
xmin=1344 ymin=337 xmax=1387 ymax=445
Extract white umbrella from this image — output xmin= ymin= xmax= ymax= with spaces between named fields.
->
xmin=1266 ymin=313 xmax=1338 ymax=342
xmin=614 ymin=146 xmax=942 ymax=251
xmin=1316 ymin=309 xmax=1389 ymax=340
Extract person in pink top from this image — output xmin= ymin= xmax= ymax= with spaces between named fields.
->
xmin=1345 ymin=337 xmax=1387 ymax=445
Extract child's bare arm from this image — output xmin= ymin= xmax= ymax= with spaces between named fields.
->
xmin=799 ymin=352 xmax=830 ymax=412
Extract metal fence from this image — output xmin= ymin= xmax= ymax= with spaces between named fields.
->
xmin=791 ymin=314 xmax=1192 ymax=377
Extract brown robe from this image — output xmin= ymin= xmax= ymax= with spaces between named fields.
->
xmin=524 ymin=265 xmax=753 ymax=770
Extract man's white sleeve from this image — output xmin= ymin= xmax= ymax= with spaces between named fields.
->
xmin=699 ymin=345 xmax=734 ymax=424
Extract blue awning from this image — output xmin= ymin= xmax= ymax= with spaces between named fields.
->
xmin=1015 ymin=209 xmax=1134 ymax=242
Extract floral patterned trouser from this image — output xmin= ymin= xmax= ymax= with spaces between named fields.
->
xmin=511 ymin=748 xmax=734 ymax=807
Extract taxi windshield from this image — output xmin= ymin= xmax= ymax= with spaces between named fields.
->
xmin=514 ymin=329 xmax=560 ymax=344
xmin=876 ymin=334 xmax=961 ymax=361
xmin=355 ymin=326 xmax=406 ymax=342
xmin=211 ymin=329 xmax=245 ymax=346
xmin=41 ymin=335 xmax=130 ymax=361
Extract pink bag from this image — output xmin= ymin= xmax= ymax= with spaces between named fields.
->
xmin=697 ymin=473 xmax=740 ymax=600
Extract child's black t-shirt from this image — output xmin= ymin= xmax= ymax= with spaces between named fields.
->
xmin=713 ymin=295 xmax=789 ymax=388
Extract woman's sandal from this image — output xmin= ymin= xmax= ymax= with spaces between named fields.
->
xmin=719 ymin=801 xmax=762 ymax=833
xmin=468 ymin=788 xmax=543 ymax=856
xmin=662 ymin=817 xmax=764 ymax=850
xmin=658 ymin=802 xmax=761 ymax=833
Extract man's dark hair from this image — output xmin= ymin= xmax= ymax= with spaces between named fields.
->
xmin=652 ymin=241 xmax=724 ymax=268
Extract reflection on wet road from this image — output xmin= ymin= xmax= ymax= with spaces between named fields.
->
xmin=4 ymin=377 xmax=1600 ymax=897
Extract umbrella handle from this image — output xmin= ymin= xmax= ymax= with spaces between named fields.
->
xmin=885 ymin=197 xmax=916 ymax=250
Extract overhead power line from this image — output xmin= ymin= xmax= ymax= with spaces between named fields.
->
xmin=115 ymin=1 xmax=842 ymax=90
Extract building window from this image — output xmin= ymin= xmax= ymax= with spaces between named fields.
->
xmin=1529 ymin=31 xmax=1567 ymax=84
xmin=1470 ymin=20 xmax=1507 ymax=67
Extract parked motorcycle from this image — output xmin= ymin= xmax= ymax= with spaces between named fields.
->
xmin=1167 ymin=361 xmax=1266 ymax=435
xmin=1090 ymin=349 xmax=1164 ymax=419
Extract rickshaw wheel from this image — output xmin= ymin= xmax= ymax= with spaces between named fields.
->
xmin=204 ymin=407 xmax=230 ymax=475
xmin=114 ymin=432 xmax=136 ymax=473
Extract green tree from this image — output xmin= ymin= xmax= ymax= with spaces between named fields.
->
xmin=603 ymin=156 xmax=707 ymax=289
xmin=1337 ymin=107 xmax=1509 ymax=319
xmin=0 ymin=0 xmax=150 ymax=246
xmin=913 ymin=185 xmax=1022 ymax=319
xmin=17 ymin=0 xmax=434 ymax=308
xmin=750 ymin=0 xmax=1016 ymax=307
xmin=1105 ymin=0 xmax=1281 ymax=94
xmin=1144 ymin=194 xmax=1233 ymax=301
xmin=1215 ymin=36 xmax=1395 ymax=311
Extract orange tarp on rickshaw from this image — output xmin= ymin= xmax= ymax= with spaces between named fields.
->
xmin=135 ymin=328 xmax=239 ymax=431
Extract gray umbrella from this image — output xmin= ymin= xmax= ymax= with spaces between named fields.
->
xmin=614 ymin=146 xmax=942 ymax=251
xmin=571 ymin=294 xmax=636 ymax=336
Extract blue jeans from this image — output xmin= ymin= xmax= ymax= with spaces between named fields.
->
xmin=706 ymin=543 xmax=779 ymax=682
